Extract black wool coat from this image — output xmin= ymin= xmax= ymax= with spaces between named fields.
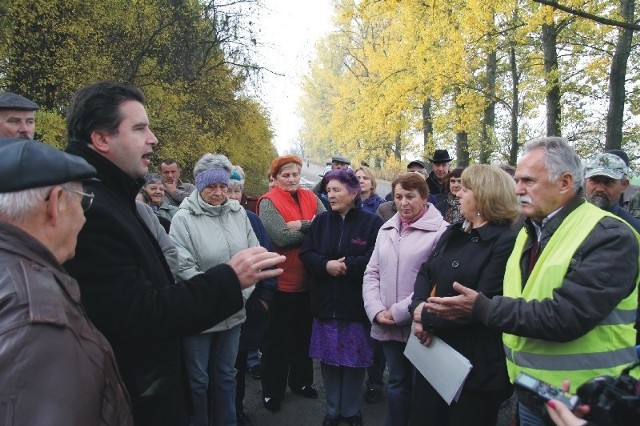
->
xmin=65 ymin=141 xmax=243 ymax=426
xmin=410 ymin=221 xmax=519 ymax=391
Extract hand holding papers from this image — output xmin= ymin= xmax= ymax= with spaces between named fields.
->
xmin=404 ymin=324 xmax=472 ymax=405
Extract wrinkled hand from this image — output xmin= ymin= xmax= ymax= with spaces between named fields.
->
xmin=414 ymin=322 xmax=433 ymax=346
xmin=375 ymin=309 xmax=396 ymax=326
xmin=425 ymin=282 xmax=478 ymax=320
xmin=326 ymin=257 xmax=347 ymax=277
xmin=285 ymin=220 xmax=302 ymax=231
xmin=164 ymin=181 xmax=177 ymax=195
xmin=227 ymin=247 xmax=285 ymax=289
xmin=413 ymin=301 xmax=426 ymax=323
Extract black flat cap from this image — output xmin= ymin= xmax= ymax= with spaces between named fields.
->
xmin=407 ymin=160 xmax=427 ymax=169
xmin=332 ymin=155 xmax=351 ymax=165
xmin=0 ymin=93 xmax=39 ymax=111
xmin=0 ymin=138 xmax=96 ymax=192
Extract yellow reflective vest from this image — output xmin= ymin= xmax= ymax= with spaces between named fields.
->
xmin=503 ymin=202 xmax=639 ymax=387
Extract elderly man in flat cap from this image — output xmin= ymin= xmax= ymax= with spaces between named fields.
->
xmin=0 ymin=92 xmax=39 ymax=139
xmin=0 ymin=138 xmax=133 ymax=424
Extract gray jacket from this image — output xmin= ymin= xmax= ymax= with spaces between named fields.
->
xmin=136 ymin=201 xmax=179 ymax=277
xmin=170 ymin=192 xmax=258 ymax=333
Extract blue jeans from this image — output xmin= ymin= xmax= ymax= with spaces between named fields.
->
xmin=518 ymin=402 xmax=545 ymax=426
xmin=184 ymin=325 xmax=241 ymax=426
xmin=381 ymin=341 xmax=413 ymax=426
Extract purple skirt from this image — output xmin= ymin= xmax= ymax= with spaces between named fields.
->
xmin=309 ymin=319 xmax=374 ymax=368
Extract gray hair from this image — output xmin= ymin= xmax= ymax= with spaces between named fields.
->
xmin=143 ymin=173 xmax=163 ymax=186
xmin=193 ymin=153 xmax=232 ymax=178
xmin=523 ymin=137 xmax=583 ymax=191
xmin=0 ymin=185 xmax=55 ymax=223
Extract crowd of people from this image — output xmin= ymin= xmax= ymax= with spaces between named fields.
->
xmin=0 ymin=83 xmax=638 ymax=426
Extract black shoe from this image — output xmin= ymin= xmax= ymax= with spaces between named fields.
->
xmin=364 ymin=387 xmax=383 ymax=404
xmin=263 ymin=397 xmax=281 ymax=412
xmin=322 ymin=415 xmax=341 ymax=426
xmin=291 ymin=385 xmax=319 ymax=399
xmin=248 ymin=364 xmax=261 ymax=379
xmin=237 ymin=410 xmax=252 ymax=425
xmin=346 ymin=413 xmax=363 ymax=426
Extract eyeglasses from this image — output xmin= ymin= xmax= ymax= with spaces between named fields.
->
xmin=65 ymin=188 xmax=95 ymax=212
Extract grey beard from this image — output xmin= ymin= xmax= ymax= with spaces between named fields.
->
xmin=589 ymin=194 xmax=613 ymax=209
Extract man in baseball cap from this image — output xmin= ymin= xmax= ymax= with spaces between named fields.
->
xmin=584 ymin=152 xmax=640 ymax=233
xmin=0 ymin=93 xmax=39 ymax=140
xmin=0 ymin=137 xmax=134 ymax=424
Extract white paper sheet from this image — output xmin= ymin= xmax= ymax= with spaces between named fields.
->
xmin=403 ymin=329 xmax=473 ymax=405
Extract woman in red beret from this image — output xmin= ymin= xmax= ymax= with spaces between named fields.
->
xmin=257 ymin=155 xmax=326 ymax=412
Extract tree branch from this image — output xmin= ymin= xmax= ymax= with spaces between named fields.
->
xmin=531 ymin=0 xmax=640 ymax=30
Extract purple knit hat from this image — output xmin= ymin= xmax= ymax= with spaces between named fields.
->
xmin=195 ymin=168 xmax=230 ymax=192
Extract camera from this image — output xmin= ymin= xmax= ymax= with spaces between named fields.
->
xmin=514 ymin=372 xmax=579 ymax=415
xmin=576 ymin=361 xmax=640 ymax=426
xmin=515 ymin=361 xmax=640 ymax=426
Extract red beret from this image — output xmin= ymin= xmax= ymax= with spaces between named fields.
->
xmin=269 ymin=155 xmax=302 ymax=178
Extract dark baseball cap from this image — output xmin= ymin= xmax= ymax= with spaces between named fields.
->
xmin=0 ymin=138 xmax=96 ymax=192
xmin=0 ymin=93 xmax=39 ymax=111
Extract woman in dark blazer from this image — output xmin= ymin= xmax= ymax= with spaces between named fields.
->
xmin=409 ymin=164 xmax=521 ymax=426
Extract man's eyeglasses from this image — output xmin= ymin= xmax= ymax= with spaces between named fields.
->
xmin=65 ymin=188 xmax=94 ymax=212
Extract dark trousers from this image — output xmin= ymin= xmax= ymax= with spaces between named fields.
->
xmin=408 ymin=374 xmax=511 ymax=426
xmin=260 ymin=291 xmax=314 ymax=399
xmin=235 ymin=350 xmax=248 ymax=413
xmin=366 ymin=340 xmax=386 ymax=389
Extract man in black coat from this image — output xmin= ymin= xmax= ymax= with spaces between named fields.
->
xmin=63 ymin=82 xmax=284 ymax=426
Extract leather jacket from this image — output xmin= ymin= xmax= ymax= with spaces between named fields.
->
xmin=0 ymin=222 xmax=132 ymax=425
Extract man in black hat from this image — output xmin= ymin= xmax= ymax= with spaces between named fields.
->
xmin=427 ymin=149 xmax=454 ymax=201
xmin=63 ymin=82 xmax=285 ymax=426
xmin=0 ymin=92 xmax=39 ymax=139
xmin=0 ymin=138 xmax=133 ymax=424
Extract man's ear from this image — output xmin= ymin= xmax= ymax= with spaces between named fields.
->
xmin=46 ymin=186 xmax=64 ymax=226
xmin=558 ymin=172 xmax=575 ymax=194
xmin=621 ymin=178 xmax=630 ymax=191
xmin=89 ymin=130 xmax=110 ymax=154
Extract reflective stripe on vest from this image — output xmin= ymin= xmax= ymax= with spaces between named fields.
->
xmin=503 ymin=202 xmax=639 ymax=387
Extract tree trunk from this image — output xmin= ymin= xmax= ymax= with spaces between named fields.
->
xmin=480 ymin=50 xmax=497 ymax=164
xmin=605 ymin=0 xmax=635 ymax=150
xmin=509 ymin=41 xmax=520 ymax=166
xmin=542 ymin=23 xmax=562 ymax=136
xmin=394 ymin=131 xmax=402 ymax=160
xmin=456 ymin=131 xmax=469 ymax=167
xmin=422 ymin=99 xmax=434 ymax=158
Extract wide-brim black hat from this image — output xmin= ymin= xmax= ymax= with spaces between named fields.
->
xmin=429 ymin=149 xmax=453 ymax=163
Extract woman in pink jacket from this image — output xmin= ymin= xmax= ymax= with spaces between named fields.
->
xmin=363 ymin=173 xmax=448 ymax=426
